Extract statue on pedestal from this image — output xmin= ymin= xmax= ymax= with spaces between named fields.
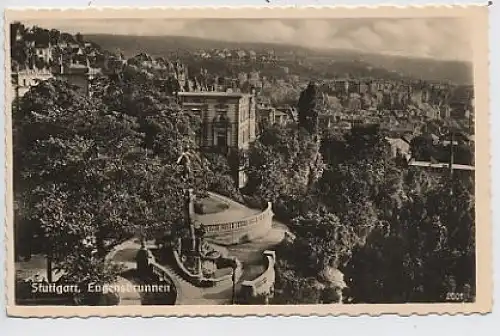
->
xmin=178 ymin=145 xmax=202 ymax=231
xmin=176 ymin=144 xmax=201 ymax=186
xmin=184 ymin=189 xmax=195 ymax=228
xmin=176 ymin=145 xmax=198 ymax=248
xmin=176 ymin=145 xmax=206 ymax=278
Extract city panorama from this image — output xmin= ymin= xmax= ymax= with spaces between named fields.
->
xmin=10 ymin=16 xmax=476 ymax=307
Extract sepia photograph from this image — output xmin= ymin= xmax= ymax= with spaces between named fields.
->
xmin=4 ymin=6 xmax=491 ymax=316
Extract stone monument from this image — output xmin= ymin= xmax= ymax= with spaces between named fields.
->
xmin=176 ymin=145 xmax=205 ymax=277
xmin=177 ymin=145 xmax=197 ymax=250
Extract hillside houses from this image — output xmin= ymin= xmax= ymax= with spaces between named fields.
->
xmin=10 ymin=22 xmax=475 ymax=149
xmin=11 ymin=67 xmax=53 ymax=98
xmin=10 ymin=24 xmax=202 ymax=98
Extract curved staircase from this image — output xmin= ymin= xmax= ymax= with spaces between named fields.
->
xmin=163 ymin=258 xmax=233 ymax=305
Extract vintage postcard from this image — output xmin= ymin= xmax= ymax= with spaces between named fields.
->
xmin=4 ymin=5 xmax=491 ymax=317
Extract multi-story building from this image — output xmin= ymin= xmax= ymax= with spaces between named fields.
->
xmin=34 ymin=43 xmax=54 ymax=64
xmin=11 ymin=67 xmax=53 ymax=98
xmin=103 ymin=55 xmax=127 ymax=73
xmin=177 ymin=91 xmax=257 ymax=188
xmin=359 ymin=81 xmax=369 ymax=94
xmin=55 ymin=61 xmax=101 ymax=97
xmin=238 ymin=72 xmax=248 ymax=87
xmin=256 ymin=103 xmax=276 ymax=133
xmin=235 ymin=50 xmax=247 ymax=60
xmin=334 ymin=79 xmax=349 ymax=95
xmin=248 ymin=71 xmax=261 ymax=88
xmin=275 ymin=106 xmax=297 ymax=125
xmin=248 ymin=50 xmax=257 ymax=62
xmin=348 ymin=80 xmax=360 ymax=94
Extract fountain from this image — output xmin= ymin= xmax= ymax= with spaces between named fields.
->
xmin=127 ymin=144 xmax=279 ymax=304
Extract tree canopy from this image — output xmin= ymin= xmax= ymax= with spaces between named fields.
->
xmin=297 ymin=81 xmax=321 ymax=135
xmin=13 ymin=71 xmax=236 ymax=287
xmin=246 ymin=116 xmax=475 ymax=304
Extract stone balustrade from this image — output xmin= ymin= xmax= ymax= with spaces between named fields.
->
xmin=204 ymin=202 xmax=274 ymax=245
xmin=239 ymin=250 xmax=276 ymax=304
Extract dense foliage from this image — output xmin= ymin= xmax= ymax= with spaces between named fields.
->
xmin=245 ymin=101 xmax=475 ymax=303
xmin=12 ymin=23 xmax=475 ymax=304
xmin=297 ymin=81 xmax=321 ymax=135
xmin=13 ymin=69 xmax=238 ymax=287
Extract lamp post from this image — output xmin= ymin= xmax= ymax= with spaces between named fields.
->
xmin=231 ymin=261 xmax=237 ymax=304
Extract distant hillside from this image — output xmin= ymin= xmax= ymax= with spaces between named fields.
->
xmin=87 ymin=34 xmax=473 ymax=85
xmin=355 ymin=53 xmax=473 ymax=85
xmin=87 ymin=34 xmax=312 ymax=56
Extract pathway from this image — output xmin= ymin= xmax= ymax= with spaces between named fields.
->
xmin=108 ymin=239 xmax=229 ymax=305
xmin=115 ymin=276 xmax=142 ymax=306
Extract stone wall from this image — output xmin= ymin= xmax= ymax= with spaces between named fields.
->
xmin=172 ymin=250 xmax=202 ymax=283
xmin=239 ymin=250 xmax=276 ymax=304
xmin=203 ymin=202 xmax=274 ymax=246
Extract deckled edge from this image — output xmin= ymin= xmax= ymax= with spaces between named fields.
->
xmin=1 ymin=4 xmax=490 ymax=15
xmin=4 ymin=7 xmax=14 ymax=318
xmin=3 ymin=4 xmax=493 ymax=318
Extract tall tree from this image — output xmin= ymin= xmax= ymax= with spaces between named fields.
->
xmin=245 ymin=125 xmax=324 ymax=220
xmin=49 ymin=29 xmax=61 ymax=45
xmin=13 ymin=76 xmax=197 ymax=285
xmin=297 ymin=81 xmax=320 ymax=135
xmin=344 ymin=171 xmax=475 ymax=303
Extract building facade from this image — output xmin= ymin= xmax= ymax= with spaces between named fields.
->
xmin=256 ymin=103 xmax=275 ymax=132
xmin=56 ymin=63 xmax=101 ymax=97
xmin=11 ymin=68 xmax=53 ymax=98
xmin=177 ymin=91 xmax=257 ymax=188
xmin=34 ymin=45 xmax=54 ymax=64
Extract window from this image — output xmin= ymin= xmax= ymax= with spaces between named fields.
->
xmin=195 ymin=129 xmax=202 ymax=146
xmin=217 ymin=131 xmax=227 ymax=148
xmin=215 ymin=106 xmax=229 ymax=121
xmin=214 ymin=111 xmax=228 ymax=124
xmin=191 ymin=108 xmax=202 ymax=119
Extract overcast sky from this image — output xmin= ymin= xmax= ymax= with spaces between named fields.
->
xmin=23 ymin=18 xmax=472 ymax=61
